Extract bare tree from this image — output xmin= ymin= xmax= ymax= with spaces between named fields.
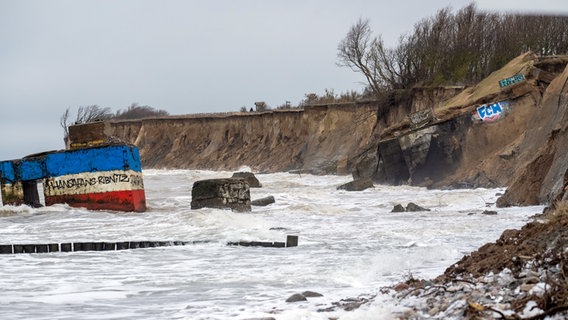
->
xmin=60 ymin=107 xmax=71 ymax=148
xmin=337 ymin=18 xmax=385 ymax=97
xmin=339 ymin=4 xmax=568 ymax=94
xmin=59 ymin=105 xmax=112 ymax=149
xmin=75 ymin=105 xmax=112 ymax=124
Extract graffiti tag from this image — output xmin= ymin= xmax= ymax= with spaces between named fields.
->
xmin=409 ymin=109 xmax=433 ymax=128
xmin=46 ymin=173 xmax=144 ymax=190
xmin=473 ymin=101 xmax=509 ymax=123
xmin=499 ymin=74 xmax=525 ymax=88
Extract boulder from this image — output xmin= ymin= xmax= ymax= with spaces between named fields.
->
xmin=285 ymin=293 xmax=307 ymax=303
xmin=352 ymin=149 xmax=378 ymax=181
xmin=392 ymin=204 xmax=406 ymax=212
xmin=406 ymin=202 xmax=431 ymax=212
xmin=251 ymin=196 xmax=275 ymax=207
xmin=231 ymin=172 xmax=262 ymax=188
xmin=337 ymin=179 xmax=374 ymax=191
xmin=191 ymin=178 xmax=251 ymax=212
xmin=302 ymin=291 xmax=323 ymax=297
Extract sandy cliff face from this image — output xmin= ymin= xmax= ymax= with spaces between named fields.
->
xmin=69 ymin=53 xmax=568 ymax=206
xmin=101 ymin=88 xmax=457 ymax=175
xmin=107 ymin=104 xmax=378 ymax=174
xmin=361 ymin=53 xmax=568 ymax=207
xmin=497 ymin=63 xmax=568 ymax=206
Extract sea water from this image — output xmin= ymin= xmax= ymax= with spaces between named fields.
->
xmin=0 ymin=170 xmax=543 ymax=319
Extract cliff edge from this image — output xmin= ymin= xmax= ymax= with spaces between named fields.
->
xmin=358 ymin=52 xmax=568 ymax=207
xmin=68 ymin=52 xmax=568 ymax=206
xmin=69 ymin=103 xmax=380 ymax=175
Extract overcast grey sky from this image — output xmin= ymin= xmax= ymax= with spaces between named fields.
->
xmin=1 ymin=0 xmax=567 ymax=160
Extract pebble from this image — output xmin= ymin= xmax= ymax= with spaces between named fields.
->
xmin=387 ymin=259 xmax=568 ymax=319
xmin=428 ymin=306 xmax=440 ymax=316
xmin=520 ymin=283 xmax=535 ymax=291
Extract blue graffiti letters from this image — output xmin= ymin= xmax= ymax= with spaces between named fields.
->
xmin=476 ymin=101 xmax=508 ymax=122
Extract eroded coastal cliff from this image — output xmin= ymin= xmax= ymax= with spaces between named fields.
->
xmin=69 ymin=52 xmax=568 ymax=207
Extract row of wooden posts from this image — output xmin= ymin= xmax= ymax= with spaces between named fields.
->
xmin=0 ymin=236 xmax=299 ymax=254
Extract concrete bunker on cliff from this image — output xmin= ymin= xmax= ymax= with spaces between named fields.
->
xmin=0 ymin=121 xmax=148 ymax=212
xmin=0 ymin=144 xmax=147 ymax=212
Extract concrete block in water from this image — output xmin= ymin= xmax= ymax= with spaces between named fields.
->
xmin=191 ymin=178 xmax=251 ymax=212
xmin=231 ymin=172 xmax=262 ymax=188
xmin=251 ymin=196 xmax=275 ymax=206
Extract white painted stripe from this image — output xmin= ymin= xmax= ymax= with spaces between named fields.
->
xmin=44 ymin=170 xmax=144 ymax=197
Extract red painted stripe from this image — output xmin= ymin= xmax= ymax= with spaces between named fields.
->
xmin=45 ymin=190 xmax=146 ymax=212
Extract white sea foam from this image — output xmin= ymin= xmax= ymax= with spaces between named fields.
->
xmin=0 ymin=170 xmax=543 ymax=319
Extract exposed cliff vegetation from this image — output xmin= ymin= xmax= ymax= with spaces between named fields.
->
xmin=352 ymin=53 xmax=568 ymax=209
xmin=337 ymin=3 xmax=568 ymax=97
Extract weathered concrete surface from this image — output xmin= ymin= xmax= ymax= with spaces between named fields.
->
xmin=0 ymin=145 xmax=146 ymax=212
xmin=0 ymin=182 xmax=24 ymax=206
xmin=68 ymin=121 xmax=108 ymax=149
xmin=191 ymin=178 xmax=251 ymax=212
xmin=231 ymin=172 xmax=262 ymax=188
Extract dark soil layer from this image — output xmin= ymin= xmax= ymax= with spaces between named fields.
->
xmin=429 ymin=211 xmax=568 ymax=319
xmin=440 ymin=216 xmax=568 ymax=280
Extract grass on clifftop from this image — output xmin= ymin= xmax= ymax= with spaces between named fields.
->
xmin=435 ymin=51 xmax=536 ymax=118
xmin=379 ymin=52 xmax=538 ymax=139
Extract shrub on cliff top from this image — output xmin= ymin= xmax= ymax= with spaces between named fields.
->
xmin=546 ymin=201 xmax=568 ymax=223
xmin=338 ymin=3 xmax=568 ymax=97
xmin=114 ymin=103 xmax=169 ymax=120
